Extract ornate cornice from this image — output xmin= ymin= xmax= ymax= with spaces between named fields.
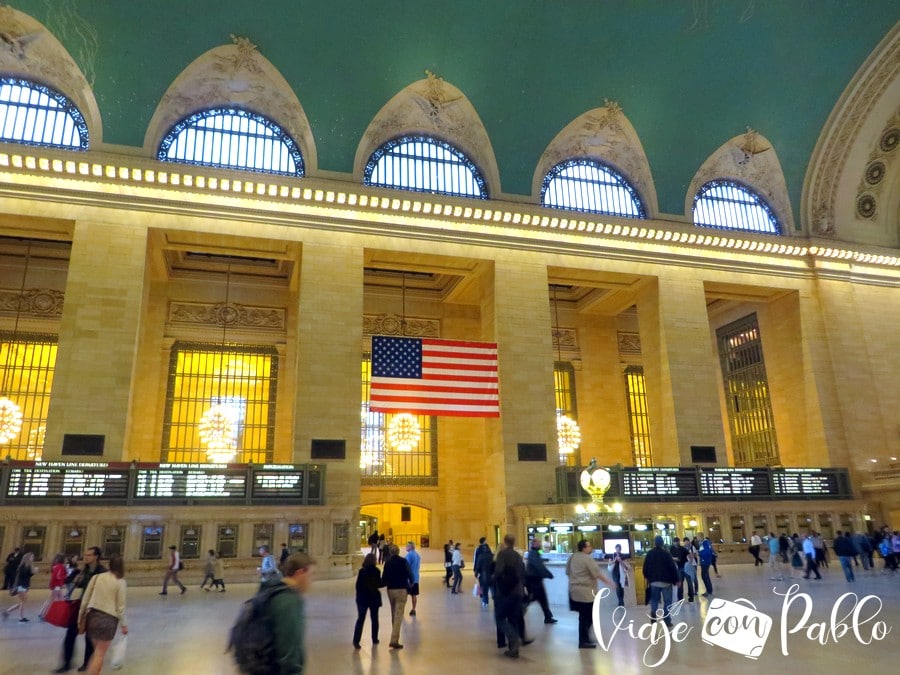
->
xmin=618 ymin=331 xmax=642 ymax=356
xmin=363 ymin=313 xmax=440 ymax=338
xmin=0 ymin=288 xmax=64 ymax=317
xmin=168 ymin=301 xmax=285 ymax=331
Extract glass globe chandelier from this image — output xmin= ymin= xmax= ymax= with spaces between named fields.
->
xmin=0 ymin=241 xmax=31 ymax=447
xmin=199 ymin=263 xmax=237 ymax=463
xmin=387 ymin=413 xmax=420 ymax=452
xmin=557 ymin=412 xmax=582 ymax=454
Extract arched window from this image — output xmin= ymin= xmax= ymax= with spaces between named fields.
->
xmin=0 ymin=77 xmax=88 ymax=150
xmin=158 ymin=108 xmax=304 ymax=176
xmin=363 ymin=135 xmax=488 ymax=199
xmin=541 ymin=159 xmax=646 ymax=218
xmin=692 ymin=180 xmax=781 ymax=234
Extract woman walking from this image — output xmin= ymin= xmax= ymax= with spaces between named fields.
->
xmin=443 ymin=543 xmax=453 ymax=587
xmin=3 ymin=552 xmax=35 ymax=622
xmin=352 ymin=553 xmax=382 ymax=648
xmin=200 ymin=549 xmax=216 ymax=590
xmin=566 ymin=540 xmax=613 ymax=648
xmin=77 ymin=554 xmax=128 ymax=674
xmin=39 ymin=553 xmax=68 ymax=619
xmin=450 ymin=543 xmax=464 ymax=594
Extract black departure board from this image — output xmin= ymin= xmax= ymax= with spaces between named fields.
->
xmin=251 ymin=465 xmax=305 ymax=499
xmin=5 ymin=463 xmax=130 ymax=502
xmin=620 ymin=467 xmax=700 ymax=500
xmin=699 ymin=467 xmax=771 ymax=497
xmin=772 ymin=468 xmax=849 ymax=498
xmin=133 ymin=464 xmax=247 ymax=500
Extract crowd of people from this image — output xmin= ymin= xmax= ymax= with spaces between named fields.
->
xmin=3 ymin=526 xmax=900 ymax=673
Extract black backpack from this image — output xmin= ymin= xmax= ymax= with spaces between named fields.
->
xmin=228 ymin=583 xmax=291 ymax=674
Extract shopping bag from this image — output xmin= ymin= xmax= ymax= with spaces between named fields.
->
xmin=109 ymin=634 xmax=127 ymax=670
xmin=44 ymin=599 xmax=76 ymax=628
xmin=472 ymin=581 xmax=480 ymax=597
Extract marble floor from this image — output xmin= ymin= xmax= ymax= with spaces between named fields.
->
xmin=1 ymin=553 xmax=898 ymax=675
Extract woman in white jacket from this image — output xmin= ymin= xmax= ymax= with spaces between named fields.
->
xmin=78 ymin=555 xmax=128 ymax=674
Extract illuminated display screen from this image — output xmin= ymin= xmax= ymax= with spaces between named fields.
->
xmin=699 ymin=468 xmax=771 ymax=496
xmin=251 ymin=465 xmax=304 ymax=499
xmin=134 ymin=465 xmax=247 ymax=499
xmin=6 ymin=465 xmax=130 ymax=500
xmin=772 ymin=468 xmax=845 ymax=497
xmin=620 ymin=467 xmax=700 ymax=499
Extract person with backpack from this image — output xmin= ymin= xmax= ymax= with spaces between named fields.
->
xmin=230 ymin=552 xmax=315 ymax=674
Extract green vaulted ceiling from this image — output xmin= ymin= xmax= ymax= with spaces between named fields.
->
xmin=8 ymin=1 xmax=900 ymax=219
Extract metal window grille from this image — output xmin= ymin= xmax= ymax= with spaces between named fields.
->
xmin=360 ymin=354 xmax=437 ymax=486
xmin=541 ymin=159 xmax=646 ymax=218
xmin=624 ymin=365 xmax=653 ymax=467
xmin=158 ymin=108 xmax=303 ymax=176
xmin=693 ymin=180 xmax=781 ymax=234
xmin=162 ymin=342 xmax=277 ymax=464
xmin=0 ymin=77 xmax=88 ymax=150
xmin=0 ymin=332 xmax=56 ymax=460
xmin=363 ymin=135 xmax=488 ymax=199
xmin=717 ymin=314 xmax=780 ymax=467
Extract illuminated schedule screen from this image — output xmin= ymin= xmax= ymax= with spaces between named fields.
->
xmin=772 ymin=468 xmax=847 ymax=497
xmin=5 ymin=464 xmax=130 ymax=501
xmin=620 ymin=467 xmax=700 ymax=500
xmin=251 ymin=465 xmax=305 ymax=499
xmin=134 ymin=465 xmax=247 ymax=499
xmin=699 ymin=468 xmax=771 ymax=497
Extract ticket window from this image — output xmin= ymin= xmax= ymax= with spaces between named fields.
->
xmin=217 ymin=525 xmax=239 ymax=558
xmin=253 ymin=524 xmax=273 ymax=556
xmin=752 ymin=515 xmax=769 ymax=536
xmin=21 ymin=526 xmax=46 ymax=561
xmin=839 ymin=513 xmax=855 ymax=534
xmin=289 ymin=523 xmax=308 ymax=554
xmin=62 ymin=526 xmax=86 ymax=558
xmin=797 ymin=514 xmax=812 ymax=538
xmin=729 ymin=516 xmax=747 ymax=543
xmin=102 ymin=526 xmax=125 ymax=558
xmin=180 ymin=525 xmax=201 ymax=559
xmin=775 ymin=514 xmax=790 ymax=537
xmin=707 ymin=517 xmax=723 ymax=544
xmin=332 ymin=522 xmax=350 ymax=555
xmin=140 ymin=527 xmax=164 ymax=560
xmin=817 ymin=514 xmax=834 ymax=540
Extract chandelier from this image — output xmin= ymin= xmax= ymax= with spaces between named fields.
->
xmin=387 ymin=413 xmax=420 ymax=452
xmin=552 ymin=285 xmax=581 ymax=460
xmin=199 ymin=262 xmax=237 ymax=463
xmin=0 ymin=241 xmax=31 ymax=447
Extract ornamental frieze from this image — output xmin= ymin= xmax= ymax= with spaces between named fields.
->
xmin=0 ymin=288 xmax=64 ymax=317
xmin=169 ymin=301 xmax=285 ymax=331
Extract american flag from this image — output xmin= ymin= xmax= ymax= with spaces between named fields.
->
xmin=369 ymin=336 xmax=500 ymax=417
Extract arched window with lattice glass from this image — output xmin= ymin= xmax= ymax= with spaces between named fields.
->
xmin=541 ymin=159 xmax=646 ymax=218
xmin=692 ymin=180 xmax=781 ymax=234
xmin=0 ymin=77 xmax=88 ymax=150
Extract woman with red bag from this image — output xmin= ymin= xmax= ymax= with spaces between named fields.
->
xmin=39 ymin=554 xmax=68 ymax=620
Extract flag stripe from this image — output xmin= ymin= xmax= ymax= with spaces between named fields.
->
xmin=370 ymin=335 xmax=500 ymax=417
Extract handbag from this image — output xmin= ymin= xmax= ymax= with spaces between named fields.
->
xmin=109 ymin=634 xmax=127 ymax=670
xmin=44 ymin=599 xmax=77 ymax=628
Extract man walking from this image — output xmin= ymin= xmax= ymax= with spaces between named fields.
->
xmin=3 ymin=547 xmax=22 ymax=591
xmin=257 ymin=552 xmax=315 ymax=674
xmin=802 ymin=534 xmax=822 ymax=580
xmin=404 ymin=541 xmax=421 ymax=616
xmin=160 ymin=544 xmax=186 ymax=595
xmin=669 ymin=538 xmax=692 ymax=603
xmin=749 ymin=531 xmax=764 ymax=566
xmin=492 ymin=534 xmax=527 ymax=658
xmin=381 ymin=544 xmax=414 ymax=649
xmin=768 ymin=532 xmax=784 ymax=581
xmin=643 ymin=536 xmax=679 ymax=627
xmin=525 ymin=536 xmax=557 ymax=623
xmin=54 ymin=546 xmax=106 ymax=673
xmin=832 ymin=530 xmax=857 ymax=582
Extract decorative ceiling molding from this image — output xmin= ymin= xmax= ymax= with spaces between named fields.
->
xmin=854 ymin=112 xmax=899 ymax=220
xmin=0 ymin=5 xmax=101 ymax=144
xmin=534 ymin=101 xmax=659 ymax=217
xmin=143 ymin=35 xmax=317 ymax=172
xmin=686 ymin=128 xmax=795 ymax=232
xmin=353 ymin=71 xmax=501 ymax=194
xmin=804 ymin=22 xmax=900 ymax=239
xmin=168 ymin=300 xmax=285 ymax=331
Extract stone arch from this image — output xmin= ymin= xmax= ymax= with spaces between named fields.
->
xmin=533 ymin=100 xmax=658 ymax=217
xmin=353 ymin=71 xmax=501 ymax=196
xmin=686 ymin=129 xmax=794 ymax=233
xmin=143 ymin=35 xmax=317 ymax=173
xmin=0 ymin=6 xmax=102 ymax=145
xmin=804 ymin=23 xmax=899 ymax=247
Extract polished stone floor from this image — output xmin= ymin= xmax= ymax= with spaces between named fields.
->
xmin=1 ymin=553 xmax=898 ymax=675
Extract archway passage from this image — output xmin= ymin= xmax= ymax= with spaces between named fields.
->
xmin=360 ymin=503 xmax=433 ymax=552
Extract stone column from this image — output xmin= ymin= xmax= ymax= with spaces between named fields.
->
xmin=636 ymin=275 xmax=726 ymax=466
xmin=482 ymin=259 xmax=557 ymax=527
xmin=293 ymin=242 xmax=363 ymax=505
xmin=43 ymin=220 xmax=149 ymax=460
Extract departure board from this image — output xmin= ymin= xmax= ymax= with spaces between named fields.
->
xmin=620 ymin=467 xmax=700 ymax=500
xmin=5 ymin=463 xmax=130 ymax=501
xmin=772 ymin=468 xmax=848 ymax=498
xmin=251 ymin=465 xmax=305 ymax=499
xmin=133 ymin=464 xmax=247 ymax=500
xmin=699 ymin=467 xmax=771 ymax=497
